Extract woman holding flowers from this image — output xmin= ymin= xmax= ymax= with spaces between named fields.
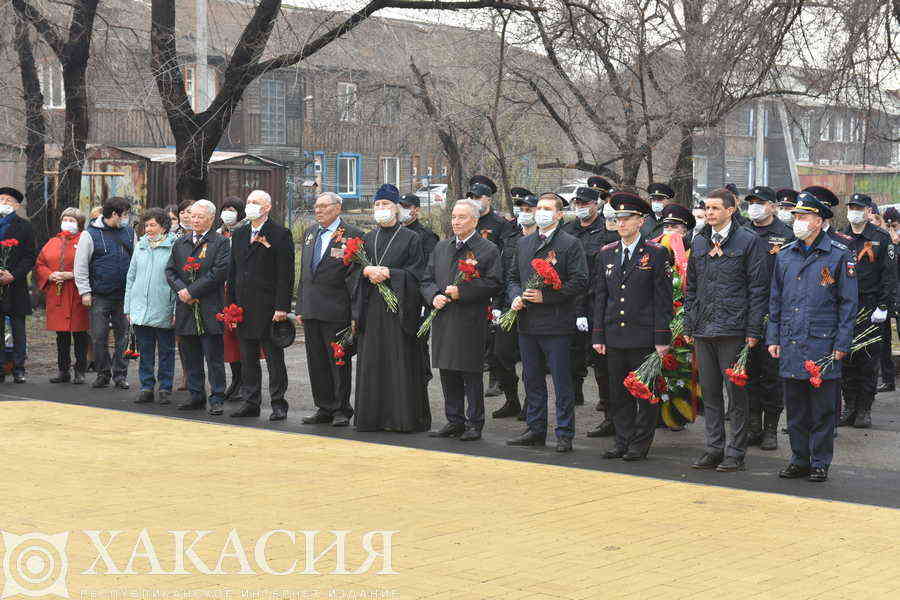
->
xmin=352 ymin=184 xmax=430 ymax=433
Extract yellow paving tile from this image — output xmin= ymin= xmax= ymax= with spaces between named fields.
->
xmin=1 ymin=400 xmax=899 ymax=600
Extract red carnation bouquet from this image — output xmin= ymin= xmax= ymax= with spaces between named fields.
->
xmin=123 ymin=327 xmax=140 ymax=360
xmin=342 ymin=237 xmax=399 ymax=313
xmin=498 ymin=258 xmax=562 ymax=331
xmin=215 ymin=303 xmax=244 ymax=331
xmin=725 ymin=343 xmax=750 ymax=386
xmin=0 ymin=238 xmax=19 ymax=299
xmin=182 ymin=256 xmax=204 ymax=335
xmin=804 ymin=319 xmax=881 ymax=387
xmin=330 ymin=326 xmax=355 ymax=366
xmin=623 ymin=350 xmax=665 ymax=404
xmin=417 ymin=257 xmax=481 ymax=338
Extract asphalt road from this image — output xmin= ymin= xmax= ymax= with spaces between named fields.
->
xmin=4 ymin=340 xmax=899 ymax=509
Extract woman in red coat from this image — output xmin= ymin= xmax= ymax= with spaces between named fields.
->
xmin=35 ymin=207 xmax=90 ymax=383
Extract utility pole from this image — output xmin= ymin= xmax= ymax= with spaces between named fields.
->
xmin=195 ymin=0 xmax=209 ymax=112
xmin=755 ymin=99 xmax=766 ymax=186
xmin=778 ymin=100 xmax=801 ymax=189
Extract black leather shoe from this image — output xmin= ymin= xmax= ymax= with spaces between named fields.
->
xmin=586 ymin=419 xmax=615 ymax=438
xmin=301 ymin=412 xmax=333 ymax=425
xmin=208 ymin=404 xmax=224 ymax=416
xmin=555 ymin=438 xmax=573 ymax=453
xmin=429 ymin=423 xmax=465 ymax=438
xmin=779 ymin=463 xmax=811 ymax=479
xmin=877 ymin=382 xmax=895 ymax=393
xmin=492 ymin=401 xmax=521 ymax=419
xmin=134 ymin=390 xmax=155 ymax=404
xmin=269 ymin=407 xmax=288 ymax=421
xmin=715 ymin=456 xmax=746 ymax=472
xmin=623 ymin=449 xmax=648 ymax=461
xmin=506 ymin=430 xmax=546 ymax=447
xmin=50 ymin=371 xmax=70 ymax=383
xmin=692 ymin=452 xmax=724 ymax=470
xmin=114 ymin=379 xmax=129 ymax=390
xmin=73 ymin=371 xmax=85 ymax=385
xmin=602 ymin=448 xmax=625 ymax=459
xmin=13 ymin=373 xmax=26 ymax=384
xmin=332 ymin=415 xmax=350 ymax=427
xmin=92 ymin=375 xmax=110 ymax=388
xmin=230 ymin=402 xmax=260 ymax=418
xmin=459 ymin=428 xmax=482 ymax=441
xmin=853 ymin=409 xmax=872 ymax=429
xmin=176 ymin=400 xmax=206 ymax=411
xmin=157 ymin=390 xmax=172 ymax=405
xmin=223 ymin=377 xmax=243 ymax=401
xmin=808 ymin=466 xmax=828 ymax=482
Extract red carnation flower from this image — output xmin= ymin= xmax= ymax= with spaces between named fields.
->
xmin=662 ymin=353 xmax=678 ymax=371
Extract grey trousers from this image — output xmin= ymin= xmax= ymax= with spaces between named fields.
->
xmin=91 ymin=293 xmax=129 ymax=382
xmin=695 ymin=336 xmax=749 ymax=459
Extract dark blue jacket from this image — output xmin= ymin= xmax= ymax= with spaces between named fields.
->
xmin=767 ymin=233 xmax=858 ymax=380
xmin=87 ymin=222 xmax=134 ymax=297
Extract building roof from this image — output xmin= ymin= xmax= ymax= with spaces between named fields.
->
xmin=797 ymin=162 xmax=900 ymax=175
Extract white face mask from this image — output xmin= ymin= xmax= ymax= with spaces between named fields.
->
xmin=574 ymin=206 xmax=592 ymax=220
xmin=0 ymin=204 xmax=14 ymax=217
xmin=374 ymin=208 xmax=394 ymax=225
xmin=220 ymin=210 xmax=238 ymax=226
xmin=793 ymin=220 xmax=812 ymax=240
xmin=60 ymin=221 xmax=78 ymax=234
xmin=245 ymin=203 xmax=262 ymax=220
xmin=534 ymin=209 xmax=556 ymax=229
xmin=777 ymin=209 xmax=794 ymax=224
xmin=693 ymin=218 xmax=706 ymax=230
xmin=847 ymin=209 xmax=866 ymax=225
xmin=602 ymin=203 xmax=617 ymax=219
xmin=651 ymin=200 xmax=665 ymax=214
xmin=747 ymin=203 xmax=768 ymax=221
xmin=517 ymin=211 xmax=535 ymax=227
xmin=398 ymin=207 xmax=413 ymax=223
xmin=119 ymin=215 xmax=130 ymax=227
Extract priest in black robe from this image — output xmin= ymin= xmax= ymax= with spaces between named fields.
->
xmin=353 ymin=184 xmax=431 ymax=433
xmin=423 ymin=198 xmax=502 ymax=441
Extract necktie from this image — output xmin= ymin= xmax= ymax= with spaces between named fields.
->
xmin=192 ymin=233 xmax=199 ymax=246
xmin=622 ymin=248 xmax=629 ymax=271
xmin=311 ymin=227 xmax=326 ymax=271
xmin=455 ymin=239 xmax=464 ymax=251
xmin=539 ymin=234 xmax=547 ymax=243
xmin=712 ymin=233 xmax=723 ymax=245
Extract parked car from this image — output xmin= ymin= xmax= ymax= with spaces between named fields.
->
xmin=414 ymin=184 xmax=448 ymax=207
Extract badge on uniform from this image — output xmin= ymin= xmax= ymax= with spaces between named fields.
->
xmin=329 ymin=247 xmax=343 ymax=259
xmin=769 ymin=242 xmax=783 ymax=255
xmin=546 ymin=250 xmax=558 ymax=265
xmin=890 ymin=245 xmax=896 ymax=261
xmin=820 ymin=266 xmax=835 ymax=286
xmin=305 ymin=233 xmax=314 ymax=246
xmin=847 ymin=260 xmax=856 ymax=278
xmin=333 ymin=227 xmax=346 ymax=245
xmin=857 ymin=241 xmax=875 ymax=263
xmin=481 ymin=229 xmax=492 ymax=240
xmin=605 ymin=263 xmax=615 ymax=277
xmin=638 ymin=252 xmax=651 ymax=269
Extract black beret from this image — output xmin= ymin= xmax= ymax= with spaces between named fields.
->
xmin=792 ymin=191 xmax=834 ymax=220
xmin=802 ymin=185 xmax=840 ymax=207
xmin=572 ymin=187 xmax=600 ymax=203
xmin=0 ymin=187 xmax=24 ymax=203
xmin=587 ymin=176 xmax=613 ymax=192
xmin=467 ymin=175 xmax=497 ymax=197
xmin=509 ymin=187 xmax=533 ymax=200
xmin=883 ymin=207 xmax=900 ymax=223
xmin=776 ymin=188 xmax=798 ymax=206
xmin=271 ymin=319 xmax=297 ymax=349
xmin=746 ymin=186 xmax=777 ymax=203
xmin=400 ymin=193 xmax=420 ymax=207
xmin=660 ymin=204 xmax=695 ymax=229
xmin=848 ymin=193 xmax=875 ymax=210
xmin=647 ymin=183 xmax=675 ymax=198
xmin=610 ymin=191 xmax=650 ymax=216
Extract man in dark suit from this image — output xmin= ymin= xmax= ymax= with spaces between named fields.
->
xmin=423 ymin=198 xmax=502 ymax=441
xmin=592 ymin=193 xmax=673 ymax=460
xmin=227 ymin=190 xmax=296 ymax=421
xmin=400 ymin=194 xmax=439 ymax=262
xmin=0 ymin=188 xmax=36 ymax=382
xmin=506 ymin=192 xmax=589 ymax=453
xmin=165 ymin=200 xmax=231 ymax=415
xmin=296 ymin=192 xmax=362 ymax=427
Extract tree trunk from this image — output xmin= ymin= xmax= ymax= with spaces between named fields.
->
xmin=621 ymin=154 xmax=643 ymax=188
xmin=670 ymin=125 xmax=694 ymax=207
xmin=14 ymin=20 xmax=49 ymax=247
xmin=57 ymin=62 xmax=90 ymax=212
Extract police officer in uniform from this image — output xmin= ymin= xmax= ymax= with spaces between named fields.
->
xmin=563 ymin=187 xmax=609 ymax=413
xmin=804 ymin=185 xmax=853 ymax=247
xmin=646 ymin=183 xmax=676 ymax=238
xmin=745 ymin=186 xmax=795 ymax=450
xmin=838 ymin=192 xmax=896 ymax=428
xmin=400 ymin=194 xmax=439 ymax=262
xmin=877 ymin=207 xmax=900 ymax=393
xmin=491 ymin=188 xmax=536 ymax=419
xmin=768 ymin=193 xmax=857 ymax=482
xmin=592 ymin=192 xmax=672 ymax=459
xmin=776 ymin=189 xmax=798 ymax=227
xmin=656 ymin=204 xmax=695 ymax=240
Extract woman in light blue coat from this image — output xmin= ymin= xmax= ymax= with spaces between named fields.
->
xmin=125 ymin=207 xmax=177 ymax=404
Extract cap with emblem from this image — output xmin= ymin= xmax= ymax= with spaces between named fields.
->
xmin=802 ymin=185 xmax=840 ymax=208
xmin=746 ymin=186 xmax=776 ymax=204
xmin=400 ymin=193 xmax=420 ymax=207
xmin=466 ymin=175 xmax=497 ymax=198
xmin=573 ymin=187 xmax=600 ymax=204
xmin=374 ymin=183 xmax=400 ymax=204
xmin=587 ymin=176 xmax=613 ymax=192
xmin=848 ymin=193 xmax=875 ymax=210
xmin=883 ymin=206 xmax=900 ymax=223
xmin=510 ymin=187 xmax=533 ymax=201
xmin=660 ymin=204 xmax=695 ymax=229
xmin=514 ymin=193 xmax=538 ymax=207
xmin=791 ymin=191 xmax=834 ymax=220
xmin=776 ymin=188 xmax=799 ymax=206
xmin=647 ymin=183 xmax=675 ymax=199
xmin=610 ymin=191 xmax=651 ymax=217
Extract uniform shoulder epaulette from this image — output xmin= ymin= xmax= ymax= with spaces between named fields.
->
xmin=830 ymin=239 xmax=848 ymax=252
xmin=833 ymin=230 xmax=852 ymax=241
xmin=781 ymin=240 xmax=799 ymax=251
xmin=602 ymin=241 xmax=618 ymax=251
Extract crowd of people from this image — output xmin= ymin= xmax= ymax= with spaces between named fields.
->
xmin=0 ymin=173 xmax=893 ymax=484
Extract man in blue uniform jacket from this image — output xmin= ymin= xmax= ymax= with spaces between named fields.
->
xmin=767 ymin=193 xmax=857 ymax=483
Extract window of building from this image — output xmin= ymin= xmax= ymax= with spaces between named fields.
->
xmin=38 ymin=63 xmax=65 ymax=109
xmin=260 ymin=78 xmax=286 ymax=145
xmin=338 ymin=82 xmax=358 ymax=122
xmin=382 ymin=86 xmax=401 ymax=124
xmin=381 ymin=157 xmax=400 ymax=187
xmin=337 ymin=154 xmax=360 ymax=197
xmin=796 ymin=115 xmax=811 ymax=161
xmin=741 ymin=105 xmax=755 ymax=136
xmin=891 ymin=127 xmax=900 ymax=166
xmin=692 ymin=156 xmax=709 ymax=188
xmin=819 ymin=114 xmax=831 ymax=141
xmin=834 ymin=116 xmax=844 ymax=143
